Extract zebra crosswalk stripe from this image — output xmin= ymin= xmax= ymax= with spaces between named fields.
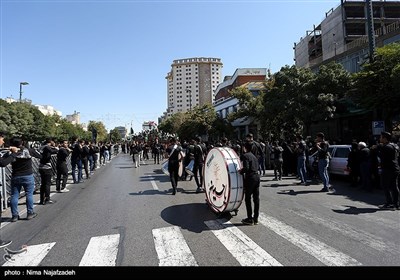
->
xmin=79 ymin=234 xmax=120 ymax=266
xmin=2 ymin=242 xmax=56 ymax=267
xmin=259 ymin=213 xmax=362 ymax=266
xmin=152 ymin=226 xmax=198 ymax=266
xmin=204 ymin=219 xmax=282 ymax=266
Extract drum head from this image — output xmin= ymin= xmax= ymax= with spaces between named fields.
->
xmin=161 ymin=160 xmax=169 ymax=176
xmin=204 ymin=147 xmax=243 ymax=213
xmin=185 ymin=160 xmax=195 ymax=176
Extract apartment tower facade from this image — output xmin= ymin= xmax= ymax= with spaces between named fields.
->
xmin=165 ymin=57 xmax=223 ymax=117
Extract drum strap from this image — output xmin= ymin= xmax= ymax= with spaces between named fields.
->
xmin=169 ymin=144 xmax=177 ymax=158
xmin=169 ymin=145 xmax=184 ymax=161
xmin=197 ymin=144 xmax=204 ymax=160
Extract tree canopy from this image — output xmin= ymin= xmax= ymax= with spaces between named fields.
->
xmin=348 ymin=42 xmax=400 ymax=130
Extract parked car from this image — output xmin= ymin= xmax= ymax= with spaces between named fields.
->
xmin=308 ymin=145 xmax=352 ymax=176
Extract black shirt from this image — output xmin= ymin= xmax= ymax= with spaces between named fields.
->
xmin=240 ymin=152 xmax=259 ymax=178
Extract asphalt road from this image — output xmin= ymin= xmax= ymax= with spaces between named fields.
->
xmin=0 ymin=152 xmax=399 ymax=269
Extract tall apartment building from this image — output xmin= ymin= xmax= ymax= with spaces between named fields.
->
xmin=165 ymin=57 xmax=223 ymax=117
xmin=294 ymin=0 xmax=400 ymax=72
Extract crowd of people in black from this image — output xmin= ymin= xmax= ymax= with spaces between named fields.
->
xmin=0 ymin=129 xmax=398 ymax=247
xmin=121 ymin=131 xmax=399 ymax=213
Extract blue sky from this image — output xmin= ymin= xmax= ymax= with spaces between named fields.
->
xmin=1 ymin=0 xmax=338 ymax=133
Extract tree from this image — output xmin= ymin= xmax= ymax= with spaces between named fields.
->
xmin=158 ymin=112 xmax=186 ymax=136
xmin=109 ymin=128 xmax=122 ymax=143
xmin=27 ymin=105 xmax=54 ymax=141
xmin=177 ymin=104 xmax=217 ymax=141
xmin=348 ymin=43 xmax=400 ymax=130
xmin=87 ymin=121 xmax=107 ymax=143
xmin=305 ymin=62 xmax=351 ymax=135
xmin=262 ymin=65 xmax=314 ymax=139
xmin=227 ymin=82 xmax=267 ymax=139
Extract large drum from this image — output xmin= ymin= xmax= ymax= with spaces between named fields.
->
xmin=161 ymin=151 xmax=185 ymax=177
xmin=203 ymin=147 xmax=244 ymax=213
xmin=161 ymin=160 xmax=169 ymax=176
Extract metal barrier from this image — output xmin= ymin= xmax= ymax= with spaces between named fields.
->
xmin=0 ymin=146 xmax=117 ymax=211
xmin=0 ymin=154 xmax=72 ymax=211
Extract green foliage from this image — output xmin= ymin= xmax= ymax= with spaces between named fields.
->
xmin=349 ymin=43 xmax=400 ymax=128
xmin=158 ymin=104 xmax=227 ymax=140
xmin=177 ymin=104 xmax=217 ymax=141
xmin=87 ymin=121 xmax=108 ymax=142
xmin=228 ymin=85 xmax=265 ymax=123
xmin=158 ymin=112 xmax=186 ymax=135
xmin=109 ymin=128 xmax=122 ymax=143
xmin=0 ymin=101 xmax=98 ymax=143
xmin=260 ymin=63 xmax=349 ymax=139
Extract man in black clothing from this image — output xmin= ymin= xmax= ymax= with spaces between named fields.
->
xmin=70 ymin=138 xmax=83 ymax=183
xmin=39 ymin=138 xmax=59 ymax=205
xmin=166 ymin=137 xmax=183 ymax=195
xmin=192 ymin=136 xmax=207 ymax=193
xmin=376 ymin=131 xmax=399 ymax=210
xmin=56 ymin=140 xmax=71 ymax=193
xmin=239 ymin=141 xmax=260 ymax=225
xmin=152 ymin=138 xmax=163 ymax=164
xmin=0 ymin=131 xmax=18 ymax=247
xmin=245 ymin=133 xmax=265 ymax=176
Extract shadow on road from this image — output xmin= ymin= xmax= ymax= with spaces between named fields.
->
xmin=160 ymin=203 xmax=238 ymax=233
xmin=331 ymin=205 xmax=390 ymax=215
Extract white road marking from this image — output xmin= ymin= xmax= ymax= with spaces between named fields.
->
xmin=79 ymin=234 xmax=120 ymax=266
xmin=152 ymin=226 xmax=198 ymax=266
xmin=151 ymin=180 xmax=159 ymax=190
xmin=204 ymin=219 xmax=282 ymax=266
xmin=259 ymin=213 xmax=362 ymax=266
xmin=289 ymin=209 xmax=397 ymax=254
xmin=2 ymin=242 xmax=56 ymax=266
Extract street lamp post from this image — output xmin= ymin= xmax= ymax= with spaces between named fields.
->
xmin=19 ymin=81 xmax=29 ymax=102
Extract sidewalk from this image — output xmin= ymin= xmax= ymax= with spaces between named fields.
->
xmin=0 ymin=160 xmax=112 ymax=228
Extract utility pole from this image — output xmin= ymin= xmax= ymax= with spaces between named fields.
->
xmin=366 ymin=0 xmax=376 ymax=63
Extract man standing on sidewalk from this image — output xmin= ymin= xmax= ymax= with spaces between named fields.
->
xmin=0 ymin=131 xmax=19 ymax=247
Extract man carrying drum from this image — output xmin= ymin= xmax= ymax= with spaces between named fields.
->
xmin=166 ymin=137 xmax=183 ymax=195
xmin=239 ymin=141 xmax=260 ymax=225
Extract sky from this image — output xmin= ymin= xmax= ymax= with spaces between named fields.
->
xmin=1 ymin=0 xmax=339 ymax=133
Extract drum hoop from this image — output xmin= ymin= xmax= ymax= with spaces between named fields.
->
xmin=224 ymin=147 xmax=244 ymax=211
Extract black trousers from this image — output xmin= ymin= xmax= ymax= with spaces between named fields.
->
xmin=381 ymin=170 xmax=399 ymax=206
xmin=39 ymin=168 xmax=53 ymax=203
xmin=56 ymin=162 xmax=68 ymax=191
xmin=168 ymin=160 xmax=180 ymax=189
xmin=193 ymin=162 xmax=204 ymax=189
xmin=244 ymin=175 xmax=260 ymax=220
